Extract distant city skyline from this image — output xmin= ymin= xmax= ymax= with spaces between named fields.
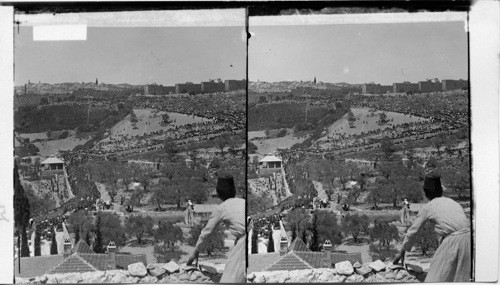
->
xmin=15 ymin=26 xmax=246 ymax=86
xmin=249 ymin=21 xmax=468 ymax=85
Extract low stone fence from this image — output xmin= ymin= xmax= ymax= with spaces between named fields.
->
xmin=15 ymin=261 xmax=222 ymax=284
xmin=247 ymin=260 xmax=428 ymax=283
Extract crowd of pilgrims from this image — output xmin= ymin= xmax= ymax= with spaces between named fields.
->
xmin=74 ymin=94 xmax=246 ymax=155
xmin=251 ymin=192 xmax=349 ymax=237
xmin=250 ymin=91 xmax=466 ymax=160
xmin=348 ymin=90 xmax=469 ymax=129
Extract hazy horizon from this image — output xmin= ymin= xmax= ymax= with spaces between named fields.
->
xmin=14 ymin=26 xmax=246 ymax=86
xmin=249 ymin=21 xmax=468 ymax=85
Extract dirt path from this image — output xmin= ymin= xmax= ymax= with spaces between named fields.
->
xmin=95 ymin=182 xmax=111 ymax=202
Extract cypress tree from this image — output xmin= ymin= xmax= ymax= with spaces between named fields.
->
xmin=94 ymin=213 xmax=103 ymax=253
xmin=267 ymin=226 xmax=275 ymax=253
xmin=291 ymin=224 xmax=297 ymax=242
xmin=301 ymin=229 xmax=308 ymax=245
xmin=20 ymin=225 xmax=30 ymax=257
xmin=14 ymin=163 xmax=30 ymax=230
xmin=74 ymin=226 xmax=80 ymax=243
xmin=310 ymin=213 xmax=320 ymax=251
xmin=50 ymin=231 xmax=58 ymax=255
xmin=251 ymin=229 xmax=258 ymax=254
xmin=34 ymin=225 xmax=41 ymax=256
xmin=85 ymin=230 xmax=92 ymax=248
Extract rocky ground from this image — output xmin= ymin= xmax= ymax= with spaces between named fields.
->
xmin=247 ymin=259 xmax=428 ymax=283
xmin=15 ymin=261 xmax=223 ymax=284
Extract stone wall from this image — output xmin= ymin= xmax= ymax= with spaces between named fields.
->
xmin=247 ymin=260 xmax=428 ymax=283
xmin=15 ymin=262 xmax=222 ymax=284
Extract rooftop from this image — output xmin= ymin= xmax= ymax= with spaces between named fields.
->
xmin=15 ymin=240 xmax=146 ymax=277
xmin=259 ymin=155 xmax=282 ymax=163
xmin=41 ymin=156 xmax=64 ymax=165
xmin=14 ymin=255 xmax=65 ymax=278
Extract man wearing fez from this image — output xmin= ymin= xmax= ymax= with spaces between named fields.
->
xmin=393 ymin=174 xmax=471 ymax=282
xmin=187 ymin=171 xmax=245 ymax=283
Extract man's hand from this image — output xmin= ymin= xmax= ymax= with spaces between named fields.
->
xmin=186 ymin=249 xmax=199 ymax=266
xmin=393 ymin=248 xmax=405 ymax=265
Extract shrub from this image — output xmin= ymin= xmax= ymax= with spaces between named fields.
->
xmin=187 ymin=221 xmax=225 ymax=257
xmin=248 ymin=142 xmax=258 ymax=154
xmin=154 ymin=244 xmax=185 ymax=263
xmin=369 ymin=242 xmax=398 ymax=261
xmin=125 ymin=215 xmax=154 ymax=244
xmin=413 ymin=222 xmax=439 ymax=256
xmin=59 ymin=130 xmax=69 ymax=139
xmin=341 ymin=214 xmax=370 ymax=243
xmin=277 ymin=128 xmax=287 ymax=138
xmin=313 ymin=210 xmax=343 ymax=249
xmin=369 ymin=220 xmax=400 ymax=246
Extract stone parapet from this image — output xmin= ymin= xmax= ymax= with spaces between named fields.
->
xmin=247 ymin=260 xmax=428 ymax=283
xmin=15 ymin=262 xmax=222 ymax=284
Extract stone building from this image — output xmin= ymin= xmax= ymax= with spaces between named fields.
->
xmin=201 ymin=81 xmax=226 ymax=93
xmin=442 ymin=79 xmax=468 ymax=91
xmin=418 ymin=80 xmax=442 ymax=93
xmin=175 ymin=83 xmax=202 ymax=94
xmin=393 ymin=82 xmax=419 ymax=93
xmin=362 ymin=83 xmax=393 ymax=94
xmin=225 ymin=79 xmax=246 ymax=91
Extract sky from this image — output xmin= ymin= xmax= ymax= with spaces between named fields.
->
xmin=249 ymin=21 xmax=468 ymax=84
xmin=14 ymin=26 xmax=246 ymax=86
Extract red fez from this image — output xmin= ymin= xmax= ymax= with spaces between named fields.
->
xmin=216 ymin=171 xmax=236 ymax=200
xmin=423 ymin=173 xmax=443 ymax=199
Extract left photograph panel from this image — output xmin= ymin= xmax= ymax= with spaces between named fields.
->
xmin=13 ymin=9 xmax=247 ymax=283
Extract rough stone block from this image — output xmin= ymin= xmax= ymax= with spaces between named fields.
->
xmin=335 ymin=260 xmax=354 ymax=275
xmin=395 ymin=272 xmax=404 ymax=280
xmin=356 ymin=265 xmax=372 ymax=276
xmin=128 ymin=262 xmax=148 ymax=277
xmin=247 ymin=272 xmax=256 ymax=282
xmin=148 ymin=267 xmax=166 ymax=277
xmin=405 ymin=261 xmax=423 ymax=273
xmin=156 ymin=275 xmax=171 ymax=283
xmin=317 ymin=270 xmax=336 ymax=282
xmin=369 ymin=260 xmax=387 ymax=272
xmin=254 ymin=273 xmax=266 ymax=283
xmin=288 ymin=269 xmax=313 ymax=283
xmin=163 ymin=261 xmax=181 ymax=274
xmin=81 ymin=271 xmax=106 ymax=283
xmin=265 ymin=271 xmax=290 ymax=283
xmin=14 ymin=277 xmax=29 ymax=284
xmin=199 ymin=263 xmax=217 ymax=274
xmin=190 ymin=271 xmax=204 ymax=282
xmin=385 ymin=272 xmax=396 ymax=279
xmin=60 ymin=273 xmax=83 ymax=283
xmin=214 ymin=263 xmax=226 ymax=274
xmin=353 ymin=261 xmax=362 ymax=268
xmin=336 ymin=275 xmax=347 ymax=282
xmin=109 ymin=271 xmax=127 ymax=283
xmin=178 ymin=273 xmax=191 ymax=281
xmin=387 ymin=263 xmax=405 ymax=271
xmin=124 ymin=276 xmax=140 ymax=283
xmin=139 ymin=275 xmax=158 ymax=283
xmin=39 ymin=274 xmax=48 ymax=284
xmin=346 ymin=274 xmax=364 ymax=283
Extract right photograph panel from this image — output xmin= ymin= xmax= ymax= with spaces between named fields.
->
xmin=247 ymin=12 xmax=472 ymax=283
